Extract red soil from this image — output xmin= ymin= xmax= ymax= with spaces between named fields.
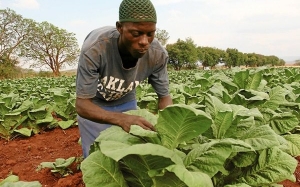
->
xmin=0 ymin=127 xmax=84 ymax=187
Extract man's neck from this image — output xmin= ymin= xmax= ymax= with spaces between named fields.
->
xmin=119 ymin=52 xmax=138 ymax=69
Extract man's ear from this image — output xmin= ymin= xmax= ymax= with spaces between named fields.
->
xmin=116 ymin=21 xmax=123 ymax=33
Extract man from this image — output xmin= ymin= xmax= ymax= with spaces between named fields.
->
xmin=75 ymin=0 xmax=172 ymax=158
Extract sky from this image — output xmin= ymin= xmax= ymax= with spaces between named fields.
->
xmin=1 ymin=0 xmax=300 ymax=63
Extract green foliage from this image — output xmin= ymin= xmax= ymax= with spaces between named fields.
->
xmin=166 ymin=38 xmax=198 ymax=70
xmin=0 ymin=174 xmax=41 ymax=187
xmin=37 ymin=157 xmax=79 ymax=176
xmin=1 ymin=8 xmax=79 ymax=76
xmin=37 ymin=71 xmax=56 ymax=77
xmin=225 ymin=48 xmax=245 ymax=68
xmin=0 ymin=8 xmax=34 ymax=58
xmin=198 ymin=46 xmax=227 ymax=68
xmin=0 ymin=54 xmax=21 ymax=79
xmin=165 ymin=39 xmax=285 ymax=70
xmin=0 ymin=76 xmax=77 ymax=140
xmin=81 ymin=104 xmax=298 ymax=187
xmin=82 ymin=67 xmax=300 ymax=187
xmin=20 ymin=21 xmax=80 ymax=76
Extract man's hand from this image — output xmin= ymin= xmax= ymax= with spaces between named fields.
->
xmin=76 ymin=97 xmax=155 ymax=133
xmin=116 ymin=113 xmax=155 ymax=132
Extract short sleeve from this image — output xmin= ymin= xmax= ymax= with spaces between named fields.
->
xmin=148 ymin=55 xmax=170 ymax=98
xmin=75 ymin=50 xmax=100 ymax=99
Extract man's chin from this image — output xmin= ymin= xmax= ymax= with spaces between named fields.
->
xmin=132 ymin=52 xmax=146 ymax=59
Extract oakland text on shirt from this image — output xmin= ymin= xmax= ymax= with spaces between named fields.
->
xmin=97 ymin=76 xmax=140 ymax=101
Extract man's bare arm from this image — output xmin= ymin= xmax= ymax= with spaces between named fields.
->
xmin=158 ymin=95 xmax=173 ymax=110
xmin=75 ymin=97 xmax=155 ymax=132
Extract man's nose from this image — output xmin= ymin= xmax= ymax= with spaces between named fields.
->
xmin=139 ymin=35 xmax=148 ymax=46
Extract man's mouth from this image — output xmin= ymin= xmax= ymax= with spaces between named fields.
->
xmin=138 ymin=49 xmax=147 ymax=54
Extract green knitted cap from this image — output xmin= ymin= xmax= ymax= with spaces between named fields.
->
xmin=119 ymin=0 xmax=157 ymax=23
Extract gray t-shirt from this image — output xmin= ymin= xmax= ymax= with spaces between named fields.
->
xmin=76 ymin=26 xmax=170 ymax=106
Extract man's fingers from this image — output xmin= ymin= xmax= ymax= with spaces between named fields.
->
xmin=121 ymin=114 xmax=156 ymax=132
xmin=137 ymin=120 xmax=156 ymax=131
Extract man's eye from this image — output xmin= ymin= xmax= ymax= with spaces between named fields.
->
xmin=147 ymin=32 xmax=154 ymax=37
xmin=132 ymin=32 xmax=140 ymax=37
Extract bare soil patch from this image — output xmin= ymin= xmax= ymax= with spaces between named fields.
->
xmin=0 ymin=127 xmax=84 ymax=187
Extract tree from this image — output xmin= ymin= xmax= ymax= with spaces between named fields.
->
xmin=155 ymin=28 xmax=170 ymax=46
xmin=245 ymin=53 xmax=257 ymax=67
xmin=166 ymin=43 xmax=182 ymax=70
xmin=198 ymin=47 xmax=226 ymax=69
xmin=0 ymin=53 xmax=20 ymax=79
xmin=278 ymin=59 xmax=286 ymax=66
xmin=21 ymin=21 xmax=80 ymax=76
xmin=0 ymin=8 xmax=34 ymax=60
xmin=0 ymin=8 xmax=34 ymax=79
xmin=264 ymin=55 xmax=280 ymax=66
xmin=225 ymin=48 xmax=244 ymax=68
xmin=166 ymin=38 xmax=198 ymax=70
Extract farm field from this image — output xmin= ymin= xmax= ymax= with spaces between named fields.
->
xmin=0 ymin=67 xmax=300 ymax=186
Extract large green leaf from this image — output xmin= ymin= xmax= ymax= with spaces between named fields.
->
xmin=208 ymin=82 xmax=232 ymax=103
xmin=152 ymin=171 xmax=187 ymax=187
xmin=230 ymin=105 xmax=263 ymax=120
xmin=269 ymin=112 xmax=299 ymax=135
xmin=0 ymin=102 xmax=10 ymax=116
xmin=1 ymin=181 xmax=42 ymax=187
xmin=262 ymin=86 xmax=287 ymax=110
xmin=224 ymin=184 xmax=251 ymax=187
xmin=283 ymin=134 xmax=300 ymax=156
xmin=236 ymin=147 xmax=297 ymax=186
xmin=0 ymin=175 xmax=19 ymax=185
xmin=246 ymin=71 xmax=262 ymax=90
xmin=232 ymin=152 xmax=257 ymax=168
xmin=125 ymin=109 xmax=158 ymax=125
xmin=58 ymin=120 xmax=75 ymax=129
xmin=236 ymin=121 xmax=280 ymax=150
xmin=163 ymin=164 xmax=213 ymax=187
xmin=156 ymin=104 xmax=212 ymax=149
xmin=129 ymin=125 xmax=161 ymax=144
xmin=81 ymin=150 xmax=128 ymax=187
xmin=233 ymin=70 xmax=249 ymax=89
xmin=205 ymin=94 xmax=232 ymax=119
xmin=28 ymin=106 xmax=47 ymax=120
xmin=100 ymin=141 xmax=184 ymax=165
xmin=95 ymin=126 xmax=144 ymax=145
xmin=120 ymin=154 xmax=175 ymax=187
xmin=53 ymin=94 xmax=67 ymax=104
xmin=0 ymin=174 xmax=41 ymax=187
xmin=220 ymin=76 xmax=239 ymax=94
xmin=239 ymin=89 xmax=269 ymax=101
xmin=184 ymin=140 xmax=233 ymax=177
xmin=14 ymin=128 xmax=32 ymax=137
xmin=212 ymin=111 xmax=233 ymax=139
xmin=11 ymin=100 xmax=33 ymax=113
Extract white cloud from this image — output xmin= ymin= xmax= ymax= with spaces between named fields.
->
xmin=12 ymin=0 xmax=39 ymax=9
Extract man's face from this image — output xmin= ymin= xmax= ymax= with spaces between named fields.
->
xmin=117 ymin=22 xmax=156 ymax=58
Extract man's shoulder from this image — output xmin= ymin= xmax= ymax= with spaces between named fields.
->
xmin=149 ymin=39 xmax=168 ymax=56
xmin=81 ymin=26 xmax=118 ymax=52
xmin=91 ymin=26 xmax=117 ymax=36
